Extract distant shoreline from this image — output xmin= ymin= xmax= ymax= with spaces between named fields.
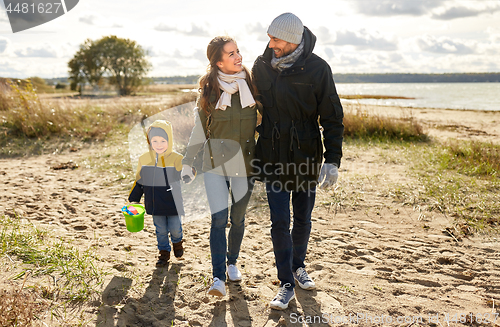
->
xmin=150 ymin=73 xmax=500 ymax=84
xmin=333 ymin=73 xmax=500 ymax=83
xmin=2 ymin=73 xmax=500 ymax=86
xmin=30 ymin=73 xmax=500 ymax=85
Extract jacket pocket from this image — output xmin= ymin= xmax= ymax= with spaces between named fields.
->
xmin=157 ymin=188 xmax=176 ymax=211
xmin=330 ymin=94 xmax=344 ymax=119
xmin=212 ymin=108 xmax=232 ymax=121
xmin=291 ymin=138 xmax=320 ymax=165
xmin=292 ymin=82 xmax=314 ymax=88
xmin=204 ymin=138 xmax=241 ymax=169
xmin=255 ymin=135 xmax=275 ymax=164
xmin=257 ymin=81 xmax=273 ymax=108
xmin=289 ymin=134 xmax=322 ymax=180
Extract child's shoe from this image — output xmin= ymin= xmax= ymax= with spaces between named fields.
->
xmin=173 ymin=240 xmax=184 ymax=258
xmin=156 ymin=250 xmax=170 ymax=267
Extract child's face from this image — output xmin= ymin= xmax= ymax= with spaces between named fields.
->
xmin=150 ymin=136 xmax=168 ymax=154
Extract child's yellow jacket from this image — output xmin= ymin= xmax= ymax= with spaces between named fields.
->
xmin=128 ymin=120 xmax=184 ymax=216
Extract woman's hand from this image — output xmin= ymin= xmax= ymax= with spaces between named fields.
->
xmin=181 ymin=165 xmax=196 ymax=184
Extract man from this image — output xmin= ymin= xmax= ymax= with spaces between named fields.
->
xmin=252 ymin=12 xmax=344 ymax=310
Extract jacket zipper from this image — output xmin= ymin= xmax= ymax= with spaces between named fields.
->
xmin=153 ymin=153 xmax=157 ymax=215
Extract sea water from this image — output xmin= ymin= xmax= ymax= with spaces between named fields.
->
xmin=335 ymin=83 xmax=500 ymax=111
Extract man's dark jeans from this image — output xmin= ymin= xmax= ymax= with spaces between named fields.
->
xmin=266 ymin=183 xmax=316 ymax=288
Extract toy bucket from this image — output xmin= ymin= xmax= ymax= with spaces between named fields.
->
xmin=122 ymin=204 xmax=145 ymax=232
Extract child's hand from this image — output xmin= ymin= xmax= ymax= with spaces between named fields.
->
xmin=181 ymin=165 xmax=196 ymax=184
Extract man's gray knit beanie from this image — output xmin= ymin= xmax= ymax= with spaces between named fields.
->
xmin=267 ymin=12 xmax=303 ymax=44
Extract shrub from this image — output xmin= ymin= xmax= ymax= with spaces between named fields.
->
xmin=0 ymin=82 xmax=11 ymax=111
xmin=0 ymin=287 xmax=46 ymax=327
xmin=1 ymin=214 xmax=107 ymax=303
xmin=343 ymin=108 xmax=427 ymax=142
xmin=441 ymin=140 xmax=500 ymax=177
xmin=0 ymin=79 xmax=197 ymax=140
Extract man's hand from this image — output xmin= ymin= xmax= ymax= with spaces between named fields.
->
xmin=181 ymin=164 xmax=196 ymax=184
xmin=318 ymin=163 xmax=338 ymax=189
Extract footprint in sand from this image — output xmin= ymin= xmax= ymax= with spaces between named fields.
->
xmin=72 ymin=224 xmax=88 ymax=231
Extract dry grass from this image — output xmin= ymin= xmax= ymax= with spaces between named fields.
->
xmin=1 ymin=79 xmax=429 ymax=160
xmin=139 ymin=84 xmax=197 ymax=94
xmin=343 ymin=107 xmax=427 ymax=142
xmin=388 ymin=140 xmax=500 ymax=235
xmin=339 ymin=94 xmax=414 ymax=100
xmin=0 ymin=80 xmax=197 ymax=141
xmin=442 ymin=140 xmax=500 ymax=177
xmin=1 ymin=213 xmax=107 ymax=326
xmin=0 ymin=83 xmax=10 ymax=111
xmin=0 ymin=287 xmax=47 ymax=327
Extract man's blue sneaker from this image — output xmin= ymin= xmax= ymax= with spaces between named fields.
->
xmin=293 ymin=267 xmax=316 ymax=290
xmin=270 ymin=283 xmax=295 ymax=310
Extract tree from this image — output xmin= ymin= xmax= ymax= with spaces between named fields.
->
xmin=68 ymin=39 xmax=106 ymax=92
xmin=68 ymin=36 xmax=151 ymax=95
xmin=95 ymin=36 xmax=151 ymax=95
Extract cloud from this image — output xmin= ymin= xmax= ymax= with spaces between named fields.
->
xmin=186 ymin=24 xmax=209 ymax=37
xmin=15 ymin=46 xmax=58 ymax=57
xmin=79 ymin=15 xmax=96 ymax=25
xmin=192 ymin=49 xmax=206 ymax=62
xmin=324 ymin=47 xmax=334 ymax=60
xmin=171 ymin=48 xmax=206 ymax=62
xmin=78 ymin=13 xmax=123 ymax=28
xmin=246 ymin=22 xmax=266 ymax=35
xmin=381 ymin=53 xmax=404 ymax=63
xmin=316 ymin=26 xmax=334 ymax=43
xmin=352 ymin=0 xmax=500 ymax=21
xmin=417 ymin=35 xmax=475 ymax=54
xmin=144 ymin=46 xmax=160 ymax=57
xmin=337 ymin=54 xmax=363 ymax=66
xmin=334 ymin=29 xmax=398 ymax=51
xmin=242 ymin=23 xmax=268 ymax=41
xmin=432 ymin=4 xmax=500 ymax=20
xmin=0 ymin=59 xmax=23 ymax=77
xmin=0 ymin=9 xmax=7 ymax=23
xmin=353 ymin=0 xmax=445 ymax=16
xmin=154 ymin=23 xmax=177 ymax=32
xmin=487 ymin=27 xmax=500 ymax=43
xmin=0 ymin=37 xmax=9 ymax=53
xmin=157 ymin=59 xmax=179 ymax=68
xmin=154 ymin=23 xmax=209 ymax=37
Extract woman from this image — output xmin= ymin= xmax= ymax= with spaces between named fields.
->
xmin=181 ymin=36 xmax=258 ymax=296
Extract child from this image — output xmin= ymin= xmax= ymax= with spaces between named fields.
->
xmin=128 ymin=120 xmax=185 ymax=267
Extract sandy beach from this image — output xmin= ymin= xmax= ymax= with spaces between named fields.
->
xmin=1 ymin=103 xmax=499 ymax=326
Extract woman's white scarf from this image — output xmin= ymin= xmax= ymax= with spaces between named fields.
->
xmin=215 ymin=70 xmax=256 ymax=110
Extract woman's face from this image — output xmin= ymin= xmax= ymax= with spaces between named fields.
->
xmin=217 ymin=42 xmax=242 ymax=75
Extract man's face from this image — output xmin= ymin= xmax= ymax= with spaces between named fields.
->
xmin=268 ymin=34 xmax=298 ymax=58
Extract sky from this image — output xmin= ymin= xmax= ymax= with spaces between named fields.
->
xmin=1 ymin=0 xmax=500 ymax=78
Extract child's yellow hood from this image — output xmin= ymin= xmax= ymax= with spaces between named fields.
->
xmin=134 ymin=120 xmax=183 ymax=181
xmin=147 ymin=120 xmax=174 ymax=158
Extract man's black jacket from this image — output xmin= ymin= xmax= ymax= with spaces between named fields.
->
xmin=252 ymin=26 xmax=344 ymax=192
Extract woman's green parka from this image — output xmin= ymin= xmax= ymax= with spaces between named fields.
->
xmin=182 ymin=92 xmax=258 ymax=177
